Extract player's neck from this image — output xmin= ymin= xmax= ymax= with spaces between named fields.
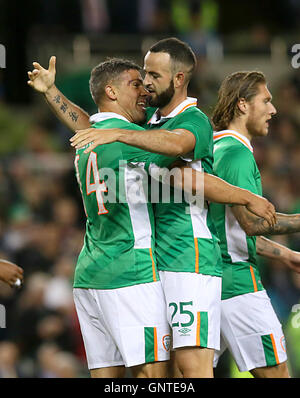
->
xmin=100 ymin=104 xmax=133 ymax=123
xmin=227 ymin=120 xmax=252 ymax=142
xmin=158 ymin=90 xmax=188 ymax=117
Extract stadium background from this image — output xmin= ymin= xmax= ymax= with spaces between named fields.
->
xmin=0 ymin=0 xmax=299 ymax=378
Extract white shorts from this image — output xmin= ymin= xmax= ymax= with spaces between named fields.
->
xmin=159 ymin=271 xmax=222 ymax=350
xmin=213 ymin=290 xmax=287 ymax=372
xmin=73 ymin=282 xmax=171 ymax=369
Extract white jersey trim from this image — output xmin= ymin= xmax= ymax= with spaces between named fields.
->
xmin=213 ymin=130 xmax=253 ymax=153
xmin=188 ymin=161 xmax=212 ymax=239
xmin=90 ymin=112 xmax=130 ymax=124
xmin=148 ymin=97 xmax=198 ymax=125
xmin=124 ymin=163 xmax=152 ymax=249
xmin=225 ymin=206 xmax=249 ymax=262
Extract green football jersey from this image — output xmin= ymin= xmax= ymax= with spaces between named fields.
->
xmin=210 ymin=130 xmax=265 ymax=300
xmin=144 ymin=98 xmax=223 ymax=277
xmin=73 ymin=113 xmax=174 ymax=289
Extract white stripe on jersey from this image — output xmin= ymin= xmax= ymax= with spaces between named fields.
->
xmin=188 ymin=160 xmax=212 ymax=239
xmin=225 ymin=206 xmax=249 ymax=262
xmin=124 ymin=163 xmax=153 ymax=249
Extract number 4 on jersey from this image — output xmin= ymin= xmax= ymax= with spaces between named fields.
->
xmin=86 ymin=152 xmax=108 ymax=215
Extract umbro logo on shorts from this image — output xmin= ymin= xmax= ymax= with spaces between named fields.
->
xmin=178 ymin=327 xmax=191 ymax=336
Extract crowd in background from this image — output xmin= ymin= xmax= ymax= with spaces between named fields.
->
xmin=0 ymin=0 xmax=300 ymax=378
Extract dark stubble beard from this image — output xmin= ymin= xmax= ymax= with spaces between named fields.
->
xmin=245 ymin=109 xmax=265 ymax=137
xmin=148 ymin=79 xmax=175 ymax=108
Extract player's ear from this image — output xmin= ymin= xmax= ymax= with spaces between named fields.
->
xmin=105 ymin=85 xmax=117 ymax=101
xmin=237 ymin=98 xmax=248 ymax=114
xmin=174 ymin=72 xmax=185 ymax=88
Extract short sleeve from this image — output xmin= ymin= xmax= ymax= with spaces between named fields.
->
xmin=173 ymin=113 xmax=213 ymax=161
xmin=215 ymin=147 xmax=258 ymax=194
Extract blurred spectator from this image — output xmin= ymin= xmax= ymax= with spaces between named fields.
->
xmin=138 ymin=0 xmax=160 ymax=33
xmin=0 ymin=341 xmax=22 ymax=378
xmin=36 ymin=343 xmax=86 ymax=378
xmin=36 ymin=342 xmax=60 ymax=378
xmin=81 ymin=0 xmax=110 ymax=33
xmin=170 ymin=0 xmax=219 ymax=35
xmin=44 ymin=255 xmax=74 ymax=315
xmin=49 ymin=351 xmax=83 ymax=378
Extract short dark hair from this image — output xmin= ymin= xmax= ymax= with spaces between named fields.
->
xmin=149 ymin=37 xmax=197 ymax=83
xmin=89 ymin=58 xmax=141 ymax=106
xmin=212 ymin=71 xmax=267 ymax=131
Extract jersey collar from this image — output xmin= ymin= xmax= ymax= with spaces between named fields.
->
xmin=213 ymin=130 xmax=253 ymax=153
xmin=90 ymin=112 xmax=130 ymax=124
xmin=147 ymin=97 xmax=198 ymax=125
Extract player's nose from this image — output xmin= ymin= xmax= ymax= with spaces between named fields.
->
xmin=269 ymin=103 xmax=277 ymax=116
xmin=143 ymin=73 xmax=152 ymax=87
xmin=140 ymin=85 xmax=150 ymax=95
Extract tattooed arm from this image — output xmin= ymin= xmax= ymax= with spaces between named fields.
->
xmin=256 ymin=236 xmax=300 ymax=273
xmin=232 ymin=205 xmax=300 ymax=236
xmin=27 ymin=56 xmax=90 ymax=131
xmin=44 ymin=86 xmax=90 ymax=131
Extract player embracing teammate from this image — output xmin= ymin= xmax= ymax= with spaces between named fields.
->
xmin=28 ymin=38 xmax=300 ymax=378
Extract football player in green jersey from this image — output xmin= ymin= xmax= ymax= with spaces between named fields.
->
xmin=28 ymin=39 xmax=278 ymax=378
xmin=210 ymin=71 xmax=300 ymax=378
xmin=30 ymin=58 xmax=175 ymax=378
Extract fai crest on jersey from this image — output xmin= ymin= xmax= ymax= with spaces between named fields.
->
xmin=280 ymin=336 xmax=286 ymax=353
xmin=162 ymin=334 xmax=171 ymax=351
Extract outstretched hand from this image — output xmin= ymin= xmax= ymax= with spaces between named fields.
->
xmin=27 ymin=56 xmax=56 ymax=93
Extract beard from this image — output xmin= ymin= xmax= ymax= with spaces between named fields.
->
xmin=245 ymin=112 xmax=267 ymax=137
xmin=148 ymin=80 xmax=175 ymax=108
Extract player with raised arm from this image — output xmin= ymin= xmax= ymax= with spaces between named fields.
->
xmin=210 ymin=71 xmax=300 ymax=378
xmin=28 ymin=56 xmax=90 ymax=131
xmin=28 ymin=39 xmax=277 ymax=378
xmin=30 ymin=58 xmax=178 ymax=378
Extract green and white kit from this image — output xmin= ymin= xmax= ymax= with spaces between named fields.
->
xmin=74 ymin=113 xmax=172 ymax=290
xmin=144 ymin=98 xmax=223 ymax=350
xmin=211 ymin=129 xmax=264 ymax=300
xmin=211 ymin=130 xmax=287 ymax=371
xmin=73 ymin=112 xmax=173 ymax=368
xmin=145 ymin=98 xmax=222 ymax=278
